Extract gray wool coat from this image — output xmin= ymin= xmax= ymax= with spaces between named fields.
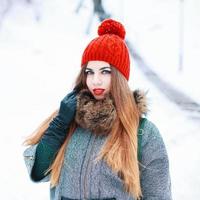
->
xmin=23 ymin=90 xmax=172 ymax=200
xmin=24 ymin=119 xmax=172 ymax=200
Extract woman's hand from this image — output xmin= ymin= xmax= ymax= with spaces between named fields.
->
xmin=40 ymin=89 xmax=78 ymax=148
xmin=58 ymin=89 xmax=77 ymax=125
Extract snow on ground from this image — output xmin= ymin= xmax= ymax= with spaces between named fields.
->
xmin=0 ymin=0 xmax=200 ymax=199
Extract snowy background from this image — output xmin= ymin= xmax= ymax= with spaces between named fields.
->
xmin=0 ymin=0 xmax=200 ymax=199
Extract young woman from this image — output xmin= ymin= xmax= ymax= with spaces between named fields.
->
xmin=23 ymin=19 xmax=172 ymax=200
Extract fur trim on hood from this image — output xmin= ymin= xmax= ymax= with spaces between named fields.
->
xmin=133 ymin=89 xmax=148 ymax=116
xmin=75 ymin=89 xmax=148 ymax=135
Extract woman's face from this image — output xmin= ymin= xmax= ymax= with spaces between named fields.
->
xmin=85 ymin=61 xmax=112 ymax=100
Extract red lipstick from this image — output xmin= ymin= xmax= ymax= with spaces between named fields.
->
xmin=93 ymin=88 xmax=105 ymax=95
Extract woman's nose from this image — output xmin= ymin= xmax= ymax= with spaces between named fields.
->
xmin=92 ymin=74 xmax=102 ymax=86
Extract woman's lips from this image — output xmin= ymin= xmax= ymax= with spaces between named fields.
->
xmin=93 ymin=88 xmax=105 ymax=95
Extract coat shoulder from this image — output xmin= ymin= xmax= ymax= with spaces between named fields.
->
xmin=139 ymin=118 xmax=169 ymax=166
xmin=140 ymin=118 xmax=164 ymax=144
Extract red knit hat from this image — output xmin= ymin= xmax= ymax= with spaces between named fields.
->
xmin=81 ymin=19 xmax=130 ymax=80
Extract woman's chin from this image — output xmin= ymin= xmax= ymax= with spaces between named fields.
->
xmin=93 ymin=94 xmax=105 ymax=100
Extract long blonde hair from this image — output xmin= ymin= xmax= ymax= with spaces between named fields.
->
xmin=24 ymin=66 xmax=142 ymax=199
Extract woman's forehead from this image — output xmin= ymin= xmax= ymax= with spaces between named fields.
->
xmin=87 ymin=61 xmax=110 ymax=69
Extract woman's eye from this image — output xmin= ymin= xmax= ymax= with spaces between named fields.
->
xmin=102 ymin=70 xmax=111 ymax=74
xmin=85 ymin=70 xmax=93 ymax=75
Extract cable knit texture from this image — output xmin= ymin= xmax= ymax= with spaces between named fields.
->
xmin=81 ymin=19 xmax=130 ymax=80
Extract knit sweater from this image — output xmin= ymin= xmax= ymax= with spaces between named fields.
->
xmin=23 ymin=118 xmax=172 ymax=200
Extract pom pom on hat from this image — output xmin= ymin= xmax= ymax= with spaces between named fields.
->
xmin=98 ymin=19 xmax=126 ymax=40
xmin=81 ymin=19 xmax=130 ymax=80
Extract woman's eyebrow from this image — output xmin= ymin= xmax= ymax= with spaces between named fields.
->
xmin=85 ymin=67 xmax=111 ymax=71
xmin=100 ymin=67 xmax=111 ymax=70
xmin=85 ymin=68 xmax=93 ymax=71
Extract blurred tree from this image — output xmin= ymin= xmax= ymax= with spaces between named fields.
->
xmin=0 ymin=0 xmax=12 ymax=26
xmin=93 ymin=0 xmax=110 ymax=22
xmin=75 ymin=0 xmax=86 ymax=13
xmin=25 ymin=0 xmax=42 ymax=21
xmin=179 ymin=0 xmax=184 ymax=72
xmin=0 ymin=0 xmax=42 ymax=26
xmin=75 ymin=0 xmax=110 ymax=34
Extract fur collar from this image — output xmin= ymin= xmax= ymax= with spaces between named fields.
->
xmin=75 ymin=89 xmax=148 ymax=135
xmin=133 ymin=89 xmax=148 ymax=116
